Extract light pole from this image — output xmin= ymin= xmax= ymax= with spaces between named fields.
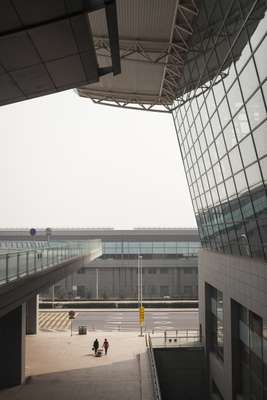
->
xmin=96 ymin=268 xmax=99 ymax=300
xmin=51 ymin=285 xmax=55 ymax=309
xmin=138 ymin=254 xmax=144 ymax=336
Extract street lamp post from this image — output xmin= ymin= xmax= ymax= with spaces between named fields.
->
xmin=138 ymin=254 xmax=144 ymax=336
xmin=96 ymin=268 xmax=99 ymax=300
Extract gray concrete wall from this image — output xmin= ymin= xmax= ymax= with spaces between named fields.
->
xmin=26 ymin=295 xmax=39 ymax=335
xmin=0 ymin=304 xmax=26 ymax=388
xmin=199 ymin=249 xmax=267 ymax=400
xmin=154 ymin=347 xmax=208 ymax=400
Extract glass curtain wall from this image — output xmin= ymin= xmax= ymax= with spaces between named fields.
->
xmin=235 ymin=304 xmax=267 ymax=400
xmin=173 ymin=0 xmax=267 ymax=260
xmin=102 ymin=240 xmax=201 ymax=258
xmin=209 ymin=286 xmax=224 ymax=360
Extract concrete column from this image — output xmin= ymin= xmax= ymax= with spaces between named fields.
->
xmin=26 ymin=294 xmax=39 ymax=335
xmin=0 ymin=304 xmax=26 ymax=388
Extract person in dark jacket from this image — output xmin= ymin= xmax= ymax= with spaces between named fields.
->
xmin=93 ymin=338 xmax=99 ymax=354
xmin=103 ymin=338 xmax=109 ymax=355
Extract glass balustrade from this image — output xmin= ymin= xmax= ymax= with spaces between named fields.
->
xmin=0 ymin=240 xmax=101 ymax=285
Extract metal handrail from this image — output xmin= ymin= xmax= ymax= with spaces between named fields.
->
xmin=0 ymin=240 xmax=102 ymax=286
xmin=147 ymin=334 xmax=162 ymax=400
xmin=149 ymin=329 xmax=202 ymax=349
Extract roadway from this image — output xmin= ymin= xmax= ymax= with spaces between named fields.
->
xmin=39 ymin=309 xmax=199 ymax=332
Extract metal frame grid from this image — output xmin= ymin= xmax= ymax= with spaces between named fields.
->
xmin=78 ymin=0 xmax=199 ymax=113
xmin=173 ymin=0 xmax=267 ymax=260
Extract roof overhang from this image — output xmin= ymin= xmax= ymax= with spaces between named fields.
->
xmin=78 ymin=0 xmax=199 ymax=112
xmin=0 ymin=0 xmax=120 ymax=107
xmin=77 ymin=0 xmax=266 ymax=113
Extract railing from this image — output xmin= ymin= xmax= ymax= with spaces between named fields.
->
xmin=149 ymin=329 xmax=201 ymax=348
xmin=147 ymin=330 xmax=202 ymax=400
xmin=0 ymin=240 xmax=52 ymax=250
xmin=0 ymin=240 xmax=101 ymax=286
xmin=147 ymin=334 xmax=162 ymax=400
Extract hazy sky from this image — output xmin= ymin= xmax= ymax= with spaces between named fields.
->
xmin=0 ymin=90 xmax=196 ymax=229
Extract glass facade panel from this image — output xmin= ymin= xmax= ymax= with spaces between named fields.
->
xmin=173 ymin=0 xmax=267 ymax=260
xmin=254 ymin=36 xmax=267 ymax=82
xmin=103 ymin=240 xmax=201 ymax=257
xmin=246 ymin=89 xmax=266 ymax=130
xmin=234 ymin=302 xmax=266 ymax=400
xmin=209 ymin=285 xmax=224 ymax=361
xmin=253 ymin=121 xmax=267 ymax=159
xmin=239 ymin=135 xmax=257 ymax=166
xmin=239 ymin=59 xmax=258 ymax=101
xmin=233 ymin=108 xmax=250 ymax=142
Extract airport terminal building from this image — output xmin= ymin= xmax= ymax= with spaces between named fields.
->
xmin=0 ymin=0 xmax=266 ymax=398
xmin=37 ymin=228 xmax=200 ymax=301
xmin=77 ymin=2 xmax=267 ymax=397
xmin=172 ymin=2 xmax=267 ymax=400
xmin=77 ymin=1 xmax=267 ymax=398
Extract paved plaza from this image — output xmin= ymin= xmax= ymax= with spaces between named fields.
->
xmin=0 ymin=330 xmax=154 ymax=400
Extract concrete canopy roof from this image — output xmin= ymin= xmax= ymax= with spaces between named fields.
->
xmin=0 ymin=0 xmax=120 ymax=107
xmin=78 ymin=0 xmax=199 ymax=112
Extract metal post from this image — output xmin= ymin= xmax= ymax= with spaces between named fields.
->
xmin=34 ymin=251 xmax=37 ymax=272
xmin=140 ymin=255 xmax=143 ymax=307
xmin=17 ymin=253 xmax=20 ymax=278
xmin=52 ymin=285 xmax=55 ymax=309
xmin=137 ymin=254 xmax=140 ymax=305
xmin=96 ymin=268 xmax=99 ymax=300
xmin=137 ymin=254 xmax=140 ymax=335
xmin=26 ymin=251 xmax=29 ymax=274
xmin=5 ymin=254 xmax=9 ymax=283
xmin=139 ymin=255 xmax=144 ymax=337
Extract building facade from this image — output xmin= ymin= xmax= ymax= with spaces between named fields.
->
xmin=39 ymin=228 xmax=200 ymax=300
xmin=173 ymin=1 xmax=267 ymax=399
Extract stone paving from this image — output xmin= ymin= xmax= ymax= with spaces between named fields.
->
xmin=0 ymin=331 xmax=154 ymax=400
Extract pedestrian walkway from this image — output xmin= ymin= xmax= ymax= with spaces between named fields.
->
xmin=39 ymin=311 xmax=79 ymax=331
xmin=0 ymin=331 xmax=154 ymax=400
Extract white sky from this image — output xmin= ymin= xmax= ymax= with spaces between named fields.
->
xmin=0 ymin=90 xmax=196 ymax=229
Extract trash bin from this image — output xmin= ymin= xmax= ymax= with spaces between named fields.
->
xmin=78 ymin=326 xmax=87 ymax=335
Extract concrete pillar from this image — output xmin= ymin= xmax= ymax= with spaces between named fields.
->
xmin=26 ymin=295 xmax=39 ymax=335
xmin=0 ymin=304 xmax=26 ymax=388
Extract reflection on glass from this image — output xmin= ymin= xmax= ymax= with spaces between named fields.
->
xmin=210 ymin=286 xmax=224 ymax=360
xmin=239 ymin=59 xmax=258 ymax=101
xmin=233 ymin=108 xmax=250 ymax=142
xmin=253 ymin=121 xmax=267 ymax=158
xmin=246 ymin=162 xmax=261 ymax=187
xmin=172 ymin=0 xmax=267 ymax=260
xmin=246 ymin=89 xmax=266 ymax=130
xmin=236 ymin=303 xmax=265 ymax=400
xmin=240 ymin=135 xmax=257 ymax=166
xmin=229 ymin=147 xmax=243 ymax=174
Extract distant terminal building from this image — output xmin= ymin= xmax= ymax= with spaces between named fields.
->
xmin=0 ymin=228 xmax=200 ymax=301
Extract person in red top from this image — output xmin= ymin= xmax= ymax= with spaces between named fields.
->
xmin=103 ymin=338 xmax=109 ymax=355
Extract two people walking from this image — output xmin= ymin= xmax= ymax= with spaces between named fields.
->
xmin=92 ymin=338 xmax=109 ymax=355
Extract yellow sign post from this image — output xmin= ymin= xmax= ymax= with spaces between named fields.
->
xmin=139 ymin=306 xmax=145 ymax=329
